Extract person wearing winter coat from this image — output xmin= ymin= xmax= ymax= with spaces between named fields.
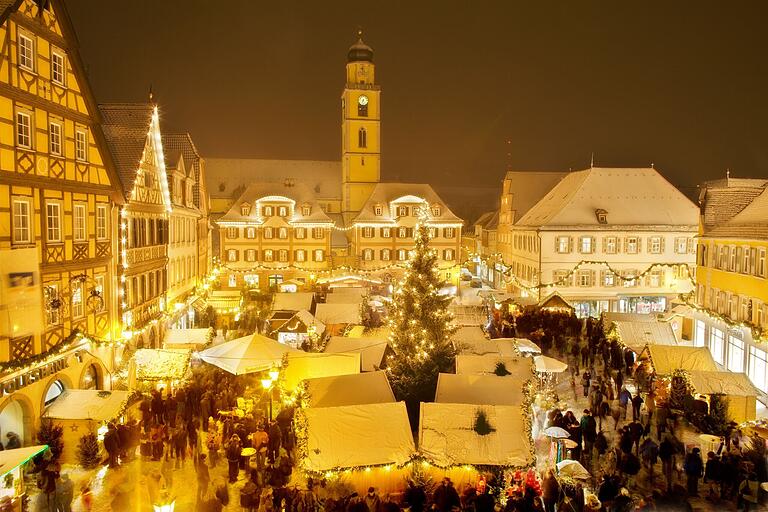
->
xmin=580 ymin=410 xmax=597 ymax=464
xmin=659 ymin=435 xmax=677 ymax=493
xmin=226 ymin=435 xmax=242 ymax=483
xmin=618 ymin=388 xmax=632 ymax=421
xmin=640 ymin=438 xmax=659 ymax=486
xmin=364 ymin=487 xmax=381 ymax=512
xmin=703 ymin=451 xmax=722 ymax=499
xmin=541 ymin=470 xmax=560 ymax=512
xmin=404 ymin=480 xmax=427 ymax=512
xmin=684 ymin=447 xmax=704 ymax=496
xmin=631 ymin=393 xmax=644 ymax=422
xmin=433 ymin=478 xmax=460 ymax=512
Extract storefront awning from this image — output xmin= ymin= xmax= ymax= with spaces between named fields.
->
xmin=207 ymin=291 xmax=242 ymax=311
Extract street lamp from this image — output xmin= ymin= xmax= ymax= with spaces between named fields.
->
xmin=268 ymin=366 xmax=280 ymax=381
xmin=261 ymin=378 xmax=274 ymax=420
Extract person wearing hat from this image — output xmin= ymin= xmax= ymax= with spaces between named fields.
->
xmin=226 ymin=434 xmax=242 ymax=483
xmin=684 ymin=447 xmax=704 ymax=496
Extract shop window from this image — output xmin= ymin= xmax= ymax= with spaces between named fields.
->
xmin=748 ymin=346 xmax=768 ymax=393
xmin=709 ymin=328 xmax=725 ymax=365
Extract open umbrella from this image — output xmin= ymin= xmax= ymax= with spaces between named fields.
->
xmin=542 ymin=426 xmax=570 ymax=439
xmin=534 ymin=355 xmax=568 ymax=373
xmin=556 ymin=459 xmax=591 ymax=480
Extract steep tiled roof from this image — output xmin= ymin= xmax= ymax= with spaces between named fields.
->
xmin=473 ymin=210 xmax=499 ymax=230
xmin=0 ymin=0 xmax=21 ymax=23
xmin=516 ymin=167 xmax=698 ymax=228
xmin=708 ymin=185 xmax=768 ymax=240
xmin=163 ymin=133 xmax=203 ymax=207
xmin=699 ymin=178 xmax=768 ymax=230
xmin=98 ymin=104 xmax=154 ymax=196
xmin=502 ymin=171 xmax=567 ymax=223
xmin=206 ymin=158 xmax=341 ymax=201
xmin=353 ymin=183 xmax=462 ymax=224
xmin=218 ymin=182 xmax=333 ymax=225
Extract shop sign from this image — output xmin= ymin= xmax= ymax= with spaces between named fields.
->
xmin=0 ymin=353 xmax=77 ymax=396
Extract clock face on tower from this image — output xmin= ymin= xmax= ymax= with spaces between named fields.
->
xmin=358 ymin=95 xmax=369 ymax=106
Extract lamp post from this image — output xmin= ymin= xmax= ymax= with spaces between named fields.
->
xmin=261 ymin=378 xmax=274 ymax=421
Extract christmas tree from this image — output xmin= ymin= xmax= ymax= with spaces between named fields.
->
xmin=77 ymin=432 xmax=101 ymax=469
xmin=386 ymin=220 xmax=457 ymax=427
xmin=36 ymin=421 xmax=64 ymax=463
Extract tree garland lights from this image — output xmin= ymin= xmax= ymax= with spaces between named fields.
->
xmin=0 ymin=329 xmax=110 ymax=373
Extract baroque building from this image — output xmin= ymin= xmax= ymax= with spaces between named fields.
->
xmin=100 ymin=103 xmax=171 ymax=348
xmin=0 ymin=0 xmax=123 ymax=444
xmin=499 ymin=167 xmax=698 ymax=317
xmin=694 ymin=177 xmax=768 ymax=393
xmin=211 ymin=34 xmax=462 ymax=291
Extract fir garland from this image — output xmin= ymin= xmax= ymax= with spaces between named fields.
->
xmin=473 ymin=409 xmax=496 ymax=436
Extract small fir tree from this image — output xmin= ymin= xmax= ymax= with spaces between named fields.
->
xmin=386 ymin=221 xmax=458 ymax=427
xmin=76 ymin=432 xmax=101 ymax=469
xmin=36 ymin=421 xmax=64 ymax=463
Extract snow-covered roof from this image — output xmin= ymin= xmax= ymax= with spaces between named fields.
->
xmin=610 ymin=320 xmax=678 ymax=352
xmin=314 ymin=303 xmax=361 ymax=325
xmin=687 ymin=371 xmax=757 ymax=397
xmin=132 ymin=349 xmax=191 ymax=381
xmin=455 ymin=354 xmax=536 ymax=378
xmin=353 ymin=183 xmax=462 ymax=224
xmin=304 ymin=371 xmax=394 ymax=407
xmin=325 ymin=288 xmax=366 ymax=304
xmin=276 ymin=310 xmax=325 ymax=335
xmin=643 ymin=346 xmax=718 ymax=375
xmin=43 ymin=390 xmax=131 ymax=421
xmin=164 ymin=328 xmax=213 ymax=346
xmin=709 ymin=185 xmax=768 ymax=240
xmin=700 ymin=178 xmax=768 ymax=229
xmin=516 ymin=167 xmax=698 ymax=228
xmin=273 ymin=292 xmax=315 ymax=312
xmin=502 ymin=171 xmax=568 ymax=224
xmin=218 ymin=182 xmax=333 ymax=225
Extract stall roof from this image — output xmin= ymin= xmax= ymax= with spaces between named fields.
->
xmin=538 ymin=291 xmax=574 ymax=311
xmin=273 ymin=292 xmax=315 ymax=312
xmin=283 ymin=352 xmax=361 ymax=391
xmin=43 ymin=390 xmax=131 ymax=421
xmin=207 ymin=290 xmax=241 ymax=310
xmin=276 ymin=310 xmax=326 ymax=335
xmin=304 ymin=371 xmax=394 ymax=407
xmin=453 ymin=326 xmax=488 ymax=345
xmin=644 ymin=345 xmax=718 ymax=375
xmin=687 ymin=371 xmax=758 ymax=396
xmin=435 ymin=373 xmax=528 ymax=406
xmin=314 ymin=303 xmax=361 ymax=325
xmin=603 ymin=312 xmax=657 ymax=328
xmin=324 ymin=337 xmax=388 ymax=371
xmin=325 ymin=288 xmax=366 ymax=304
xmin=419 ymin=403 xmax=535 ymax=467
xmin=534 ymin=355 xmax=569 ymax=373
xmin=302 ymin=402 xmax=415 ymax=471
xmin=457 ymin=337 xmax=527 ymax=357
xmin=455 ymin=355 xmax=536 ymax=378
xmin=609 ymin=320 xmax=678 ymax=352
xmin=0 ymin=445 xmax=49 ymax=479
xmin=132 ymin=348 xmax=191 ymax=380
xmin=164 ymin=328 xmax=213 ymax=346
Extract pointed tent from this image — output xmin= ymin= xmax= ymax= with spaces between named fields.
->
xmin=200 ymin=333 xmax=302 ymax=375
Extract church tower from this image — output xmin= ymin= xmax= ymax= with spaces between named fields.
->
xmin=341 ymin=31 xmax=381 ymax=225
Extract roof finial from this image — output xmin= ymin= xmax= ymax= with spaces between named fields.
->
xmin=651 ymin=162 xmax=654 ymax=169
xmin=148 ymin=84 xmax=154 ymax=103
xmin=590 ymin=152 xmax=594 ymax=168
xmin=726 ymin=168 xmax=730 ymax=179
xmin=357 ymin=26 xmax=363 ymax=40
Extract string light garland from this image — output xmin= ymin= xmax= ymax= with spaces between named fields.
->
xmin=677 ymin=293 xmax=768 ymax=344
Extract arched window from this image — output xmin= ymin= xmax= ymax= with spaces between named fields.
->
xmin=44 ymin=379 xmax=65 ymax=406
xmin=358 ymin=127 xmax=367 ymax=148
xmin=82 ymin=364 xmax=100 ymax=390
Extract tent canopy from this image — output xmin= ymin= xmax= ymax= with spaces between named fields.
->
xmin=457 ymin=337 xmax=533 ymax=358
xmin=207 ymin=290 xmax=241 ymax=310
xmin=495 ymin=338 xmax=541 ymax=354
xmin=687 ymin=371 xmax=758 ymax=396
xmin=43 ymin=390 xmax=130 ymax=421
xmin=302 ymin=402 xmax=415 ymax=471
xmin=273 ymin=292 xmax=315 ymax=312
xmin=419 ymin=403 xmax=534 ymax=467
xmin=132 ymin=348 xmax=190 ymax=381
xmin=314 ymin=303 xmax=361 ymax=325
xmin=304 ymin=371 xmax=394 ymax=408
xmin=534 ymin=355 xmax=569 ymax=373
xmin=276 ymin=310 xmax=326 ymax=335
xmin=453 ymin=326 xmax=488 ymax=345
xmin=644 ymin=345 xmax=718 ymax=375
xmin=0 ymin=445 xmax=49 ymax=479
xmin=435 ymin=373 xmax=527 ymax=406
xmin=324 ymin=337 xmax=388 ymax=371
xmin=455 ymin=355 xmax=535 ymax=379
xmin=164 ymin=328 xmax=213 ymax=347
xmin=283 ymin=352 xmax=361 ymax=391
xmin=200 ymin=333 xmax=302 ymax=375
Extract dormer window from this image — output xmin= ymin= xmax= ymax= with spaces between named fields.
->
xmin=595 ymin=209 xmax=608 ymax=224
xmin=301 ymin=205 xmax=311 ymax=216
xmin=397 ymin=206 xmax=408 ymax=217
xmin=431 ymin=205 xmax=441 ymax=216
xmin=240 ymin=203 xmax=251 ymax=216
xmin=278 ymin=206 xmax=288 ymax=217
xmin=374 ymin=204 xmax=383 ymax=216
xmin=263 ymin=206 xmax=273 ymax=217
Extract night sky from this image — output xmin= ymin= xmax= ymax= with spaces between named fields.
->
xmin=67 ymin=1 xmax=768 ymax=196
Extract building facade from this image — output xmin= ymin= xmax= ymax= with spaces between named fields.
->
xmin=0 ymin=0 xmax=123 ymax=445
xmin=100 ymin=104 xmax=171 ymax=349
xmin=213 ymin=34 xmax=462 ymax=292
xmin=694 ymin=178 xmax=768 ymax=394
xmin=504 ymin=167 xmax=698 ymax=317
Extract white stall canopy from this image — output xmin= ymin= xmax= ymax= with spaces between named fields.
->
xmin=324 ymin=337 xmax=389 ymax=371
xmin=304 ymin=371 xmax=395 ymax=408
xmin=435 ymin=373 xmax=527 ymax=406
xmin=43 ymin=390 xmax=131 ymax=421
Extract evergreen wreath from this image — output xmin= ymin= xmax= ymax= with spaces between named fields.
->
xmin=473 ymin=410 xmax=496 ymax=436
xmin=493 ymin=361 xmax=511 ymax=376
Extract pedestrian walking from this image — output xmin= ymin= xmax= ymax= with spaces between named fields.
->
xmin=684 ymin=447 xmax=704 ymax=496
xmin=197 ymin=453 xmax=211 ymax=504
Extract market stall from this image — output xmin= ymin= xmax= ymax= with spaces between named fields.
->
xmin=639 ymin=345 xmax=718 ymax=375
xmin=323 ymin=336 xmax=390 ymax=371
xmin=0 ymin=445 xmax=49 ymax=511
xmin=435 ymin=373 xmax=530 ymax=406
xmin=455 ymin=354 xmax=536 ymax=378
xmin=687 ymin=370 xmax=758 ymax=423
xmin=298 ymin=401 xmax=416 ymax=492
xmin=282 ymin=352 xmax=360 ymax=391
xmin=127 ymin=348 xmax=191 ymax=392
xmin=314 ymin=303 xmax=362 ymax=335
xmin=273 ymin=310 xmax=325 ymax=348
xmin=303 ymin=371 xmax=395 ymax=408
xmin=606 ymin=319 xmax=678 ymax=353
xmin=163 ymin=327 xmax=214 ymax=350
xmin=42 ymin=389 xmax=133 ymax=464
